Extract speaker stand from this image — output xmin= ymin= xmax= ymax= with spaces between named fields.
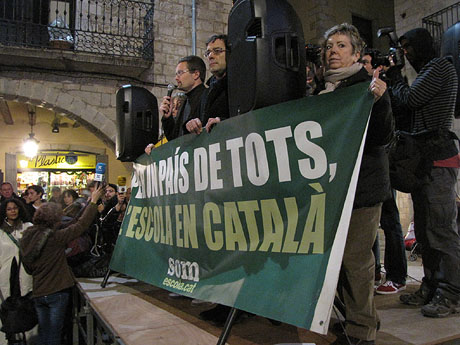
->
xmin=101 ymin=269 xmax=113 ymax=288
xmin=216 ymin=307 xmax=239 ymax=345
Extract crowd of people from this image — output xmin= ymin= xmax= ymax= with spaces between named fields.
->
xmin=0 ymin=180 xmax=131 ymax=344
xmin=1 ymin=21 xmax=459 ymax=345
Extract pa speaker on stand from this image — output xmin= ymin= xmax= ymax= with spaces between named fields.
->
xmin=115 ymin=85 xmax=159 ymax=162
xmin=227 ymin=0 xmax=306 ymax=118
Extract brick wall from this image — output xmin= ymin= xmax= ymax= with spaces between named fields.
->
xmin=151 ymin=0 xmax=233 ymax=89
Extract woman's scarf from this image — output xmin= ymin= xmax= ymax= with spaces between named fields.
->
xmin=319 ymin=62 xmax=362 ymax=94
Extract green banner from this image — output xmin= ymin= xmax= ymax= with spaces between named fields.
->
xmin=110 ymin=82 xmax=374 ymax=334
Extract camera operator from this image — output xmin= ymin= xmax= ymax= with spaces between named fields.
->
xmin=362 ymin=49 xmax=374 ymax=76
xmin=385 ymin=27 xmax=460 ymax=318
xmin=99 ymin=183 xmax=126 ymax=254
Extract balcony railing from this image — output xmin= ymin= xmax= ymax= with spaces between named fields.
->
xmin=422 ymin=1 xmax=460 ymax=54
xmin=0 ymin=0 xmax=154 ymax=60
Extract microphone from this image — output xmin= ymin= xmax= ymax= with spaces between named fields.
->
xmin=167 ymin=84 xmax=177 ymax=97
xmin=94 ymin=162 xmax=106 ymax=188
xmin=117 ymin=175 xmax=127 ymax=193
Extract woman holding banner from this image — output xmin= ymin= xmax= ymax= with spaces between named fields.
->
xmin=315 ymin=23 xmax=393 ymax=345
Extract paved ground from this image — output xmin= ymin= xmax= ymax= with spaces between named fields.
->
xmin=97 ymin=227 xmax=459 ymax=345
xmin=123 ymin=250 xmax=458 ymax=345
xmin=148 ymin=228 xmax=460 ymax=345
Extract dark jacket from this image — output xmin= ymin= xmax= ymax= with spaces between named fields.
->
xmin=200 ymin=75 xmax=229 ymax=125
xmin=162 ymin=83 xmax=206 ymax=141
xmin=19 ymin=203 xmax=98 ymax=297
xmin=319 ymin=67 xmax=394 ymax=208
xmin=99 ymin=196 xmax=124 ymax=251
xmin=0 ymin=193 xmax=20 ymax=204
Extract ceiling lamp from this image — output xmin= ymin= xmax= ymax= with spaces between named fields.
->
xmin=23 ymin=106 xmax=39 ymax=158
xmin=51 ymin=112 xmax=60 ymax=133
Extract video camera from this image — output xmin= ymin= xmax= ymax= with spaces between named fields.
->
xmin=371 ymin=27 xmax=405 ymax=69
xmin=305 ymin=43 xmax=321 ymax=66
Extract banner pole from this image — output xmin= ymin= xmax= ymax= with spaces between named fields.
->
xmin=101 ymin=269 xmax=113 ymax=288
xmin=216 ymin=307 xmax=239 ymax=345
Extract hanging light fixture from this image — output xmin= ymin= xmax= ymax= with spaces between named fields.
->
xmin=23 ymin=106 xmax=39 ymax=158
xmin=52 ymin=113 xmax=60 ymax=133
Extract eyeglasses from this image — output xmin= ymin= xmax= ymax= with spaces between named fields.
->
xmin=204 ymin=48 xmax=226 ymax=58
xmin=175 ymin=69 xmax=190 ymax=77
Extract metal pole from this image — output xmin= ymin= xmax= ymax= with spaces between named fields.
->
xmin=192 ymin=0 xmax=196 ymax=55
xmin=101 ymin=269 xmax=112 ymax=288
xmin=216 ymin=308 xmax=239 ymax=345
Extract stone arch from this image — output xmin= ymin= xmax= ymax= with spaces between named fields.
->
xmin=0 ymin=77 xmax=116 ymax=150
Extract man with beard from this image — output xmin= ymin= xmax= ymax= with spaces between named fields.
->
xmin=386 ymin=27 xmax=460 ymax=317
xmin=98 ymin=183 xmax=126 ymax=253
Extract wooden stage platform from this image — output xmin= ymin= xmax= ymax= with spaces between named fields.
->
xmin=73 ymin=274 xmax=460 ymax=345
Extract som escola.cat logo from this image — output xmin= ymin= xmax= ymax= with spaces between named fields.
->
xmin=167 ymin=258 xmax=200 ymax=282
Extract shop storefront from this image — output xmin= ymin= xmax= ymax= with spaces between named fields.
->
xmin=16 ymin=150 xmax=97 ymax=198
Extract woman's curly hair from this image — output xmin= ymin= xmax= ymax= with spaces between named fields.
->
xmin=0 ymin=198 xmax=30 ymax=223
xmin=33 ymin=202 xmax=63 ymax=229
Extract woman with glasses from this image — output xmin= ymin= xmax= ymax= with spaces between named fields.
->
xmin=0 ymin=198 xmax=35 ymax=344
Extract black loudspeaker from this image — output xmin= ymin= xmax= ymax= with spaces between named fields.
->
xmin=441 ymin=21 xmax=460 ymax=118
xmin=116 ymin=85 xmax=159 ymax=162
xmin=227 ymin=0 xmax=306 ymax=117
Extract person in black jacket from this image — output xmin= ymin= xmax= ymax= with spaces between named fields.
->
xmin=97 ymin=183 xmax=126 ymax=254
xmin=145 ymin=55 xmax=207 ymax=155
xmin=25 ymin=185 xmax=46 ymax=219
xmin=386 ymin=28 xmax=460 ymax=318
xmin=316 ymin=23 xmax=393 ymax=345
xmin=161 ymin=55 xmax=207 ymax=141
xmin=0 ymin=182 xmax=17 ymax=203
xmin=186 ymin=34 xmax=230 ymax=134
xmin=185 ymin=34 xmax=238 ymax=325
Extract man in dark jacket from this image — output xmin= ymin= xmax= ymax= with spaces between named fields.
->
xmin=184 ymin=34 xmax=236 ymax=325
xmin=0 ymin=182 xmax=17 ymax=202
xmin=186 ymin=34 xmax=230 ymax=134
xmin=386 ymin=28 xmax=460 ymax=317
xmin=161 ymin=55 xmax=207 ymax=141
xmin=25 ymin=185 xmax=46 ymax=219
xmin=98 ymin=183 xmax=126 ymax=253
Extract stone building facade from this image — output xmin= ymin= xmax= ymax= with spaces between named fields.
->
xmin=289 ymin=0 xmax=395 ymax=52
xmin=1 ymin=0 xmax=459 ymax=222
xmin=0 ymin=0 xmax=234 ymax=184
xmin=0 ymin=0 xmax=399 ymax=154
xmin=1 ymin=0 xmax=234 ymax=149
xmin=394 ymin=0 xmax=459 ymax=35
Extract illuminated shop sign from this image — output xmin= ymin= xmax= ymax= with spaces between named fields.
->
xmin=17 ymin=151 xmax=97 ymax=170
